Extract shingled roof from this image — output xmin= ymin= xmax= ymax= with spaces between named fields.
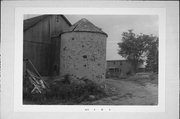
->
xmin=63 ymin=18 xmax=108 ymax=36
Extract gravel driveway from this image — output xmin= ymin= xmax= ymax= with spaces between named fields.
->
xmin=80 ymin=79 xmax=158 ymax=105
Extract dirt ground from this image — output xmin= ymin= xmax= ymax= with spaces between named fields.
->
xmin=80 ymin=78 xmax=158 ymax=105
xmin=23 ymin=73 xmax=158 ymax=105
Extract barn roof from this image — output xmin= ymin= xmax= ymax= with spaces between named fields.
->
xmin=62 ymin=18 xmax=108 ymax=36
xmin=24 ymin=15 xmax=71 ymax=31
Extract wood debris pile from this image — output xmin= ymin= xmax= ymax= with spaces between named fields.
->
xmin=23 ymin=59 xmax=48 ymax=95
xmin=26 ymin=69 xmax=48 ymax=94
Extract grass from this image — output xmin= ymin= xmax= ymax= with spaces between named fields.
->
xmin=126 ymin=72 xmax=158 ymax=86
xmin=23 ymin=74 xmax=107 ymax=105
xmin=23 ymin=72 xmax=158 ymax=105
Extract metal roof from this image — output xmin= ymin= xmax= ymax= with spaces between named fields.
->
xmin=62 ymin=18 xmax=108 ymax=37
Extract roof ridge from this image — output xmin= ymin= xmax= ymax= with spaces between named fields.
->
xmin=62 ymin=18 xmax=108 ymax=36
xmin=24 ymin=15 xmax=71 ymax=31
xmin=24 ymin=15 xmax=50 ymax=31
xmin=71 ymin=20 xmax=80 ymax=31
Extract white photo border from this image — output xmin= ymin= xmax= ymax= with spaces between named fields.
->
xmin=14 ymin=7 xmax=166 ymax=112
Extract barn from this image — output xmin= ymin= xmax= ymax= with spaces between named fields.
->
xmin=23 ymin=15 xmax=71 ymax=76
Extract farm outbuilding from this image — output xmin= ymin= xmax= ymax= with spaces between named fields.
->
xmin=60 ymin=18 xmax=108 ymax=83
xmin=23 ymin=15 xmax=71 ymax=76
xmin=106 ymin=60 xmax=133 ymax=78
xmin=24 ymin=16 xmax=108 ymax=83
xmin=106 ymin=60 xmax=146 ymax=78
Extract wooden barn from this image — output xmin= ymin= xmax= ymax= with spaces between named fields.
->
xmin=23 ymin=15 xmax=71 ymax=76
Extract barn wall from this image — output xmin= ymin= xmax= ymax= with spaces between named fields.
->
xmin=60 ymin=32 xmax=107 ymax=83
xmin=23 ymin=42 xmax=51 ymax=75
xmin=23 ymin=15 xmax=70 ymax=76
xmin=49 ymin=15 xmax=70 ymax=76
xmin=23 ymin=17 xmax=51 ymax=75
xmin=50 ymin=36 xmax=61 ymax=76
xmin=50 ymin=16 xmax=70 ymax=36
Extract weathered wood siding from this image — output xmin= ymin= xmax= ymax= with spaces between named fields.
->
xmin=50 ymin=36 xmax=61 ymax=76
xmin=23 ymin=15 xmax=70 ymax=76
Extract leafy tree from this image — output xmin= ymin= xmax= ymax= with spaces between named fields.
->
xmin=145 ymin=37 xmax=158 ymax=72
xmin=117 ymin=29 xmax=158 ymax=73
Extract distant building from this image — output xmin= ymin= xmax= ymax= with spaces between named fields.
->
xmin=23 ymin=15 xmax=71 ymax=76
xmin=106 ymin=60 xmax=146 ymax=78
xmin=106 ymin=60 xmax=133 ymax=78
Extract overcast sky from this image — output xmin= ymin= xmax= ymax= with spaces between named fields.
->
xmin=24 ymin=15 xmax=158 ymax=60
xmin=65 ymin=15 xmax=158 ymax=60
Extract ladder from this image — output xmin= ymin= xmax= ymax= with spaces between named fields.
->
xmin=24 ymin=59 xmax=48 ymax=94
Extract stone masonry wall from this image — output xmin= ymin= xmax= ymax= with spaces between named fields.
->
xmin=60 ymin=32 xmax=107 ymax=83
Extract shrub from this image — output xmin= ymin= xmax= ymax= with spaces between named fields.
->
xmin=44 ymin=74 xmax=106 ymax=104
xmin=126 ymin=73 xmax=158 ymax=86
xmin=23 ymin=74 xmax=107 ymax=104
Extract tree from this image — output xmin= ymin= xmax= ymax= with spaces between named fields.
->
xmin=145 ymin=37 xmax=158 ymax=73
xmin=117 ymin=29 xmax=158 ymax=73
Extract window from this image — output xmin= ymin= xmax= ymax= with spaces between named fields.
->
xmin=115 ymin=68 xmax=119 ymax=72
xmin=109 ymin=68 xmax=115 ymax=72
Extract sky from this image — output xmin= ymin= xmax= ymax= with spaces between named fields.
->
xmin=24 ymin=15 xmax=158 ymax=60
xmin=65 ymin=15 xmax=158 ymax=60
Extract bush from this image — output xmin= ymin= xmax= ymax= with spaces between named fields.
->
xmin=126 ymin=73 xmax=158 ymax=86
xmin=23 ymin=74 xmax=107 ymax=104
xmin=44 ymin=74 xmax=106 ymax=104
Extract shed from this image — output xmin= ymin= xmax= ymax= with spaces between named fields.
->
xmin=60 ymin=18 xmax=108 ymax=83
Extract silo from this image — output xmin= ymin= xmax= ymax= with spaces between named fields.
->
xmin=60 ymin=18 xmax=108 ymax=83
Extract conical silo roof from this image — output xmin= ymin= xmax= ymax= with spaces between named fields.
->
xmin=62 ymin=18 xmax=108 ymax=37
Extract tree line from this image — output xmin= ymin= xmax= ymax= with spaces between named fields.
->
xmin=118 ymin=29 xmax=158 ymax=73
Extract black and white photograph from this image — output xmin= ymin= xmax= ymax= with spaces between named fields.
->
xmin=1 ymin=1 xmax=179 ymax=119
xmin=23 ymin=14 xmax=159 ymax=105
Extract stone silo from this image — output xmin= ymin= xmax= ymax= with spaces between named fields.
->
xmin=60 ymin=18 xmax=108 ymax=83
